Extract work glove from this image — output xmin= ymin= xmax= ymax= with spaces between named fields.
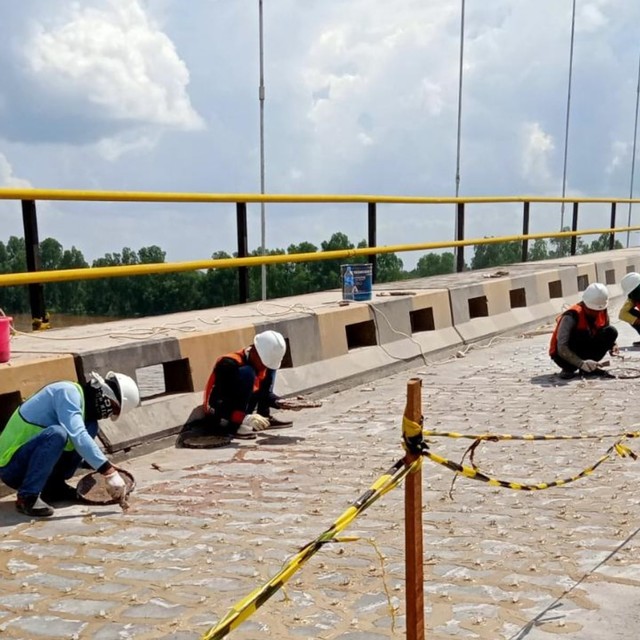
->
xmin=104 ymin=470 xmax=127 ymax=501
xmin=580 ymin=359 xmax=599 ymax=373
xmin=241 ymin=414 xmax=271 ymax=431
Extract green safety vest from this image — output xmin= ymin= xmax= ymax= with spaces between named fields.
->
xmin=0 ymin=382 xmax=84 ymax=467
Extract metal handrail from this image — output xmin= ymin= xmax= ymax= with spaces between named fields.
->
xmin=2 ymin=187 xmax=640 ymax=329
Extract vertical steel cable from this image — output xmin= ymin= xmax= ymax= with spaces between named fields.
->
xmin=454 ymin=0 xmax=465 ymax=248
xmin=627 ymin=52 xmax=640 ymax=248
xmin=259 ymin=0 xmax=267 ymax=300
xmin=560 ymin=0 xmax=576 ymax=231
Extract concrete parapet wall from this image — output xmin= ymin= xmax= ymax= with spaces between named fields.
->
xmin=0 ymin=354 xmax=77 ymax=427
xmin=3 ymin=249 xmax=640 ymax=452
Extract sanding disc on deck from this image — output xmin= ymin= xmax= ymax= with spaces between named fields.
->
xmin=276 ymin=397 xmax=323 ymax=411
xmin=180 ymin=433 xmax=232 ymax=449
xmin=76 ymin=468 xmax=136 ymax=505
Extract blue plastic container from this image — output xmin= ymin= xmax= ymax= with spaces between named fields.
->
xmin=341 ymin=264 xmax=372 ymax=301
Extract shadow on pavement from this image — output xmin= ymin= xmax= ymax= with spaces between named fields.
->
xmin=529 ymin=373 xmax=568 ymax=387
xmin=255 ymin=434 xmax=306 ymax=445
xmin=0 ymin=500 xmax=122 ymax=527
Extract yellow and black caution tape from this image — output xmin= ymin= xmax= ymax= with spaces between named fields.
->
xmin=403 ymin=417 xmax=638 ymax=491
xmin=199 ymin=456 xmax=419 ymax=640
xmin=422 ymin=429 xmax=640 ymax=442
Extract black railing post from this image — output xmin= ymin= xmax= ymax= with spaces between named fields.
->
xmin=236 ymin=202 xmax=249 ymax=303
xmin=521 ymin=201 xmax=530 ymax=263
xmin=609 ymin=202 xmax=617 ymax=250
xmin=456 ymin=202 xmax=465 ymax=272
xmin=367 ymin=202 xmax=377 ymax=283
xmin=570 ymin=201 xmax=579 ymax=256
xmin=21 ymin=199 xmax=48 ymax=330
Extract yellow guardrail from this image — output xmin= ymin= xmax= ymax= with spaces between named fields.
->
xmin=2 ymin=187 xmax=640 ymax=204
xmin=1 ymin=226 xmax=639 ymax=287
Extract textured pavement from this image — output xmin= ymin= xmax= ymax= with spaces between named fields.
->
xmin=2 ymin=314 xmax=640 ymax=639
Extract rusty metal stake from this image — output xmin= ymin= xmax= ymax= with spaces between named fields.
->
xmin=404 ymin=377 xmax=425 ymax=640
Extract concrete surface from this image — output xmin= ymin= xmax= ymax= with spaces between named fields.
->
xmin=1 ymin=310 xmax=640 ymax=639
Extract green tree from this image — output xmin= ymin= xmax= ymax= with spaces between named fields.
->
xmin=51 ymin=246 xmax=89 ymax=314
xmin=528 ymin=239 xmax=549 ymax=262
xmin=548 ymin=227 xmax=586 ymax=258
xmin=355 ymin=240 xmax=405 ymax=283
xmin=313 ymin=232 xmax=356 ymax=291
xmin=0 ymin=237 xmax=29 ymax=314
xmin=471 ymin=239 xmax=521 ymax=270
xmin=414 ymin=252 xmax=455 ymax=276
xmin=200 ymin=251 xmax=239 ymax=308
xmin=580 ymin=233 xmax=623 ymax=254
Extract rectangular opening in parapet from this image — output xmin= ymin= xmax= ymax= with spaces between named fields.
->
xmin=628 ymin=265 xmax=637 ymax=274
xmin=468 ymin=295 xmax=488 ymax=319
xmin=577 ymin=275 xmax=589 ymax=291
xmin=548 ymin=280 xmax=563 ymax=299
xmin=280 ymin=337 xmax=293 ymax=369
xmin=509 ymin=288 xmax=527 ymax=309
xmin=0 ymin=391 xmax=22 ymax=432
xmin=346 ymin=320 xmax=377 ymax=350
xmin=605 ymin=269 xmax=616 ymax=285
xmin=135 ymin=358 xmax=193 ymax=400
xmin=410 ymin=307 xmax=435 ymax=333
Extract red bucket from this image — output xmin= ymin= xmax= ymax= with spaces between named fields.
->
xmin=0 ymin=316 xmax=12 ymax=363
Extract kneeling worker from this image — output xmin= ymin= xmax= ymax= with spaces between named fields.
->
xmin=549 ymin=283 xmax=619 ymax=379
xmin=0 ymin=371 xmax=140 ymax=517
xmin=619 ymin=272 xmax=640 ymax=346
xmin=203 ymin=330 xmax=293 ymax=439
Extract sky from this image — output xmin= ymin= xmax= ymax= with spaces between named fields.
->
xmin=1 ymin=0 xmax=640 ymax=270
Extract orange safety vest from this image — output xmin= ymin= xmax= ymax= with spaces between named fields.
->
xmin=202 ymin=349 xmax=267 ymax=413
xmin=549 ymin=303 xmax=609 ymax=357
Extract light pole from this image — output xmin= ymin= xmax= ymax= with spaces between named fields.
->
xmin=560 ymin=0 xmax=576 ymax=231
xmin=258 ymin=0 xmax=267 ymax=300
xmin=627 ymin=52 xmax=640 ymax=248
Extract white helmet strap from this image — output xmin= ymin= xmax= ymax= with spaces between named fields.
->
xmin=89 ymin=371 xmax=121 ymax=408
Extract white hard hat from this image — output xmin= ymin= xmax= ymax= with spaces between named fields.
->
xmin=91 ymin=371 xmax=141 ymax=421
xmin=582 ymin=283 xmax=609 ymax=311
xmin=253 ymin=330 xmax=287 ymax=370
xmin=621 ymin=272 xmax=640 ymax=296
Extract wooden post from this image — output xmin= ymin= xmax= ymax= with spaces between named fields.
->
xmin=404 ymin=377 xmax=425 ymax=640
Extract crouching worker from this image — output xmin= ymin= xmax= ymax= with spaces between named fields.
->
xmin=619 ymin=272 xmax=640 ymax=347
xmin=549 ymin=283 xmax=619 ymax=380
xmin=203 ymin=330 xmax=293 ymax=439
xmin=0 ymin=372 xmax=140 ymax=517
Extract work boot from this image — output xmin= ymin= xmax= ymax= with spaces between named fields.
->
xmin=266 ymin=416 xmax=294 ymax=429
xmin=558 ymin=369 xmax=576 ymax=380
xmin=589 ymin=368 xmax=616 ymax=379
xmin=16 ymin=495 xmax=54 ymax=517
xmin=233 ymin=424 xmax=257 ymax=440
xmin=41 ymin=482 xmax=79 ymax=504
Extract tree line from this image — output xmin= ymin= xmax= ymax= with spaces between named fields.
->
xmin=0 ymin=231 xmax=621 ymax=318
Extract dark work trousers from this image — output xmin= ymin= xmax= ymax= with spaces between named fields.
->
xmin=552 ymin=325 xmax=618 ymax=372
xmin=208 ymin=365 xmax=275 ymax=428
xmin=0 ymin=420 xmax=98 ymax=497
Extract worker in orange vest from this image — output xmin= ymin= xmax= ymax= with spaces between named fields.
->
xmin=549 ymin=283 xmax=618 ymax=380
xmin=203 ymin=330 xmax=293 ymax=439
xmin=619 ymin=272 xmax=640 ymax=347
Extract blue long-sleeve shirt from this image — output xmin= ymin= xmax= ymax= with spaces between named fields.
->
xmin=17 ymin=381 xmax=108 ymax=470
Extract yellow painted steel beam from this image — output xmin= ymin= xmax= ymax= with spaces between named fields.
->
xmin=1 ymin=187 xmax=640 ymax=205
xmin=1 ymin=226 xmax=637 ymax=288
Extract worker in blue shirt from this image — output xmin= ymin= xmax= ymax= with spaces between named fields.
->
xmin=0 ymin=371 xmax=140 ymax=517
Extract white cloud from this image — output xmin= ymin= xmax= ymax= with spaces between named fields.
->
xmin=25 ymin=0 xmax=203 ymax=131
xmin=95 ymin=128 xmax=161 ymax=161
xmin=0 ymin=152 xmax=31 ymax=188
xmin=521 ymin=122 xmax=555 ymax=187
